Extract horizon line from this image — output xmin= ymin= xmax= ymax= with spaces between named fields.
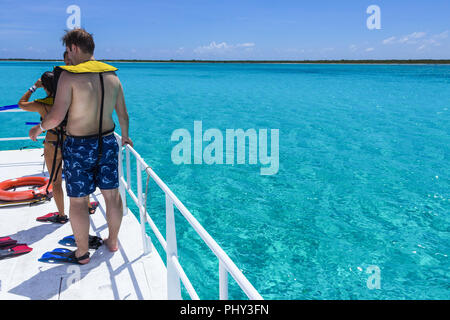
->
xmin=1 ymin=58 xmax=450 ymax=64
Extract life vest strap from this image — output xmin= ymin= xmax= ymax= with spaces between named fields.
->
xmin=65 ymin=125 xmax=115 ymax=140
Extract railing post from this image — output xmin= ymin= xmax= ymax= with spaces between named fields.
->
xmin=166 ymin=194 xmax=182 ymax=300
xmin=117 ymin=141 xmax=128 ymax=216
xmin=137 ymin=160 xmax=151 ymax=255
xmin=219 ymin=260 xmax=229 ymax=300
xmin=126 ymin=147 xmax=131 ymax=192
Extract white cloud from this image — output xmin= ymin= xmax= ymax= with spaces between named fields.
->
xmin=382 ymin=36 xmax=396 ymax=45
xmin=398 ymin=32 xmax=426 ymax=44
xmin=433 ymin=30 xmax=449 ymax=39
xmin=415 ymin=31 xmax=448 ymax=51
xmin=175 ymin=47 xmax=185 ymax=54
xmin=382 ymin=32 xmax=426 ymax=45
xmin=194 ymin=41 xmax=230 ymax=53
xmin=381 ymin=30 xmax=449 ymax=51
xmin=365 ymin=47 xmax=374 ymax=52
xmin=236 ymin=42 xmax=255 ymax=48
xmin=416 ymin=38 xmax=441 ymax=51
xmin=194 ymin=41 xmax=255 ymax=54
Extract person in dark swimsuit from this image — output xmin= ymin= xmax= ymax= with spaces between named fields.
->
xmin=18 ymin=71 xmax=68 ymax=223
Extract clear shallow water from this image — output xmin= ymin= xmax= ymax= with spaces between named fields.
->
xmin=0 ymin=61 xmax=449 ymax=299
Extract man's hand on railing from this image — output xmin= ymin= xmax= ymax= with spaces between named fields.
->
xmin=122 ymin=136 xmax=133 ymax=147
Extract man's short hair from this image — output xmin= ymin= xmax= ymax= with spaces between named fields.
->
xmin=62 ymin=28 xmax=95 ymax=55
xmin=63 ymin=51 xmax=68 ymax=58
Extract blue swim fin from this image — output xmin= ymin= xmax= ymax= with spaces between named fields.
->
xmin=59 ymin=235 xmax=103 ymax=250
xmin=38 ymin=248 xmax=90 ymax=264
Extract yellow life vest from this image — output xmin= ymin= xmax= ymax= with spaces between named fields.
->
xmin=34 ymin=97 xmax=54 ymax=105
xmin=57 ymin=60 xmax=117 ymax=74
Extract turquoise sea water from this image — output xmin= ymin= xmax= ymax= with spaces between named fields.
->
xmin=0 ymin=61 xmax=449 ymax=299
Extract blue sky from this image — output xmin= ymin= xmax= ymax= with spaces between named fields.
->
xmin=0 ymin=0 xmax=449 ymax=60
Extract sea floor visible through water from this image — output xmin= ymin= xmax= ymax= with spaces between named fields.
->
xmin=0 ymin=61 xmax=449 ymax=299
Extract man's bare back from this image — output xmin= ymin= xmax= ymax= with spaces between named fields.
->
xmin=63 ymin=71 xmax=121 ymax=136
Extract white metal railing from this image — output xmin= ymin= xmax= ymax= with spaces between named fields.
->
xmin=114 ymin=133 xmax=263 ymax=300
xmin=0 ymin=134 xmax=263 ymax=300
xmin=0 ymin=136 xmax=45 ymax=142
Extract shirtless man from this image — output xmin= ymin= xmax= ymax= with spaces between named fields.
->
xmin=29 ymin=29 xmax=132 ymax=264
xmin=63 ymin=50 xmax=98 ymax=216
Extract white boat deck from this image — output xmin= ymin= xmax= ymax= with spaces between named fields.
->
xmin=0 ymin=148 xmax=167 ymax=300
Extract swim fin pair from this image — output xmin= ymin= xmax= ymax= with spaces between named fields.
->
xmin=36 ymin=212 xmax=68 ymax=224
xmin=58 ymin=235 xmax=103 ymax=250
xmin=0 ymin=236 xmax=33 ymax=260
xmin=38 ymin=248 xmax=90 ymax=265
xmin=38 ymin=234 xmax=103 ymax=264
xmin=36 ymin=202 xmax=99 ymax=224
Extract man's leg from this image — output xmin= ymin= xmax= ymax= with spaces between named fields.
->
xmin=44 ymin=143 xmax=65 ymax=217
xmin=100 ymin=188 xmax=123 ymax=252
xmin=62 ymin=135 xmax=95 ymax=263
xmin=69 ymin=196 xmax=91 ymax=262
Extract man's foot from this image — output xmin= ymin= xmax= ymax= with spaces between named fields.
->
xmin=74 ymin=250 xmax=90 ymax=264
xmin=104 ymin=238 xmax=119 ymax=252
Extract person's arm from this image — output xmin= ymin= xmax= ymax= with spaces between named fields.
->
xmin=115 ymin=80 xmax=133 ymax=147
xmin=18 ymin=79 xmax=45 ymax=113
xmin=29 ymin=72 xmax=72 ymax=141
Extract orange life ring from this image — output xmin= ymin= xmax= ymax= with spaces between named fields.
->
xmin=0 ymin=177 xmax=52 ymax=201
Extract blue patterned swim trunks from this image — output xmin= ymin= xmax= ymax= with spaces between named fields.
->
xmin=63 ymin=134 xmax=119 ymax=198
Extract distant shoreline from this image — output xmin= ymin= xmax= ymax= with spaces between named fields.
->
xmin=1 ymin=58 xmax=449 ymax=64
